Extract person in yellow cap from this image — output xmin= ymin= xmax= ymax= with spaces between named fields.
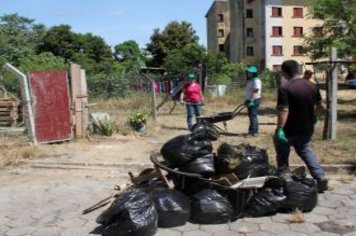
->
xmin=245 ymin=65 xmax=261 ymax=137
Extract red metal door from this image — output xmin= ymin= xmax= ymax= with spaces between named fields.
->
xmin=29 ymin=71 xmax=72 ymax=143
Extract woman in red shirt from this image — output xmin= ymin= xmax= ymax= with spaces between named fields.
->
xmin=180 ymin=72 xmax=204 ymax=130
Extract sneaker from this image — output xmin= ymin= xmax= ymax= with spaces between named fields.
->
xmin=244 ymin=133 xmax=258 ymax=138
xmin=317 ymin=178 xmax=328 ymax=193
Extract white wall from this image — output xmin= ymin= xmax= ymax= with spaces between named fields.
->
xmin=264 ymin=0 xmax=283 ymax=70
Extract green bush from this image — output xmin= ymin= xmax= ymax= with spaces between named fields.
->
xmin=260 ymin=69 xmax=279 ymax=89
xmin=210 ymin=73 xmax=231 ymax=85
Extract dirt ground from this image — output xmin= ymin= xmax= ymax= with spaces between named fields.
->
xmin=0 ymin=88 xmax=355 ymax=171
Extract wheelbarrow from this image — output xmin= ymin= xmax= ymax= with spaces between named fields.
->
xmin=195 ymin=104 xmax=246 ymax=134
xmin=149 ymin=152 xmax=273 ymax=190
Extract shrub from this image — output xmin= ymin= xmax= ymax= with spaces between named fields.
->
xmin=128 ymin=109 xmax=150 ymax=131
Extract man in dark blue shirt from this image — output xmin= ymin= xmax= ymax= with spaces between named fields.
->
xmin=274 ymin=60 xmax=328 ymax=193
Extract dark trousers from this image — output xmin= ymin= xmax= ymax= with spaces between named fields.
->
xmin=273 ymin=132 xmax=325 ymax=180
xmin=186 ymin=104 xmax=201 ymax=130
xmin=247 ymin=98 xmax=260 ymax=134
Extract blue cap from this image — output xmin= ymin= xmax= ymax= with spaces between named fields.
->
xmin=246 ymin=66 xmax=258 ymax=73
xmin=187 ymin=72 xmax=196 ymax=79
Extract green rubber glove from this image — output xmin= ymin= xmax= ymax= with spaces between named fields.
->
xmin=247 ymin=100 xmax=255 ymax=108
xmin=276 ymin=127 xmax=288 ymax=144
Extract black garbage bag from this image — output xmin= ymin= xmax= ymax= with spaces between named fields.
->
xmin=267 ymin=164 xmax=278 ymax=176
xmin=151 ymin=188 xmax=191 ymax=228
xmin=96 ymin=188 xmax=158 ymax=236
xmin=180 ymin=153 xmax=215 ymax=177
xmin=161 ymin=135 xmax=213 ymax=167
xmin=190 ymin=189 xmax=232 ymax=224
xmin=244 ymin=187 xmax=287 ymax=217
xmin=219 ymin=189 xmax=253 ymax=221
xmin=215 ymin=143 xmax=240 ymax=174
xmin=191 ymin=122 xmax=220 ymax=141
xmin=234 ymin=144 xmax=269 ymax=179
xmin=282 ymin=175 xmax=318 ymax=212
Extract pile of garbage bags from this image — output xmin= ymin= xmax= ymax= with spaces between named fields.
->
xmin=96 ymin=124 xmax=319 ymax=235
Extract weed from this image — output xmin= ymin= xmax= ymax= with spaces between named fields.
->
xmin=288 ymin=208 xmax=305 ymax=223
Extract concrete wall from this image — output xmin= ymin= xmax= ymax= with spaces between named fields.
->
xmin=229 ymin=0 xmax=244 ymax=63
xmin=206 ymin=0 xmax=230 ymax=55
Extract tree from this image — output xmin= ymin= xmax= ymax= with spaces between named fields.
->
xmin=146 ymin=21 xmax=199 ymax=67
xmin=163 ymin=43 xmax=205 ymax=74
xmin=19 ymin=52 xmax=66 ymax=72
xmin=304 ymin=0 xmax=356 ymax=59
xmin=114 ymin=40 xmax=145 ymax=73
xmin=38 ymin=24 xmax=80 ymax=60
xmin=0 ymin=13 xmax=45 ymax=66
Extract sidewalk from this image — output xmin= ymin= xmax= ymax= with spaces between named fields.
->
xmin=0 ymin=165 xmax=355 ymax=236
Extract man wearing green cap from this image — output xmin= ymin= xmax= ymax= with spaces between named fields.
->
xmin=245 ymin=65 xmax=261 ymax=137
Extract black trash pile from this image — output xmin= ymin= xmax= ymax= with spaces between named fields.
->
xmin=96 ymin=124 xmax=319 ymax=235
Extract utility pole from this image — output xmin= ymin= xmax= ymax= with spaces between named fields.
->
xmin=327 ymin=48 xmax=338 ymax=140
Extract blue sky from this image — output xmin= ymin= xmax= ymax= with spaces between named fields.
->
xmin=0 ymin=0 xmax=214 ymax=48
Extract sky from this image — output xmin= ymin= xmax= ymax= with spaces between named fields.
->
xmin=0 ymin=0 xmax=214 ymax=48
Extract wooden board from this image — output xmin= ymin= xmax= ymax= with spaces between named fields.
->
xmin=29 ymin=71 xmax=72 ymax=143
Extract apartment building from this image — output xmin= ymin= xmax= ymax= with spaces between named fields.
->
xmin=207 ymin=0 xmax=323 ymax=70
xmin=205 ymin=0 xmax=230 ymax=58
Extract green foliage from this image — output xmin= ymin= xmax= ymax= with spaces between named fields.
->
xmin=19 ymin=52 xmax=66 ymax=72
xmin=87 ymin=72 xmax=131 ymax=98
xmin=0 ymin=13 xmax=45 ymax=66
xmin=210 ymin=73 xmax=231 ymax=85
xmin=114 ymin=40 xmax=145 ymax=73
xmin=98 ymin=120 xmax=118 ymax=136
xmin=146 ymin=21 xmax=199 ymax=67
xmin=260 ymin=69 xmax=279 ymax=89
xmin=128 ymin=109 xmax=150 ymax=131
xmin=304 ymin=0 xmax=356 ymax=59
xmin=163 ymin=43 xmax=205 ymax=74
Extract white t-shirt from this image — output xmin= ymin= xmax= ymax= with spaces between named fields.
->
xmin=245 ymin=78 xmax=262 ymax=100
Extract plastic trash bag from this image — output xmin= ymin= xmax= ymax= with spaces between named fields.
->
xmin=191 ymin=122 xmax=220 ymax=141
xmin=151 ymin=188 xmax=191 ymax=228
xmin=244 ymin=187 xmax=287 ymax=217
xmin=219 ymin=189 xmax=252 ymax=221
xmin=96 ymin=188 xmax=158 ymax=236
xmin=283 ymin=175 xmax=318 ymax=212
xmin=161 ymin=135 xmax=212 ymax=167
xmin=190 ymin=189 xmax=232 ymax=224
xmin=215 ymin=143 xmax=240 ymax=174
xmin=234 ymin=144 xmax=269 ymax=179
xmin=180 ymin=153 xmax=215 ymax=177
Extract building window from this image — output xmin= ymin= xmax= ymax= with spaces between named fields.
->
xmin=272 ymin=46 xmax=283 ymax=56
xmin=246 ymin=28 xmax=254 ymax=37
xmin=272 ymin=26 xmax=283 ymax=37
xmin=293 ymin=27 xmax=303 ymax=37
xmin=247 ymin=46 xmax=254 ymax=56
xmin=293 ymin=8 xmax=303 ymax=18
xmin=272 ymin=7 xmax=282 ymax=17
xmin=313 ymin=27 xmax=323 ymax=36
xmin=217 ymin=29 xmax=224 ymax=38
xmin=293 ymin=46 xmax=304 ymax=56
xmin=246 ymin=9 xmax=253 ymax=18
xmin=218 ymin=44 xmax=225 ymax=53
xmin=217 ymin=14 xmax=224 ymax=22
